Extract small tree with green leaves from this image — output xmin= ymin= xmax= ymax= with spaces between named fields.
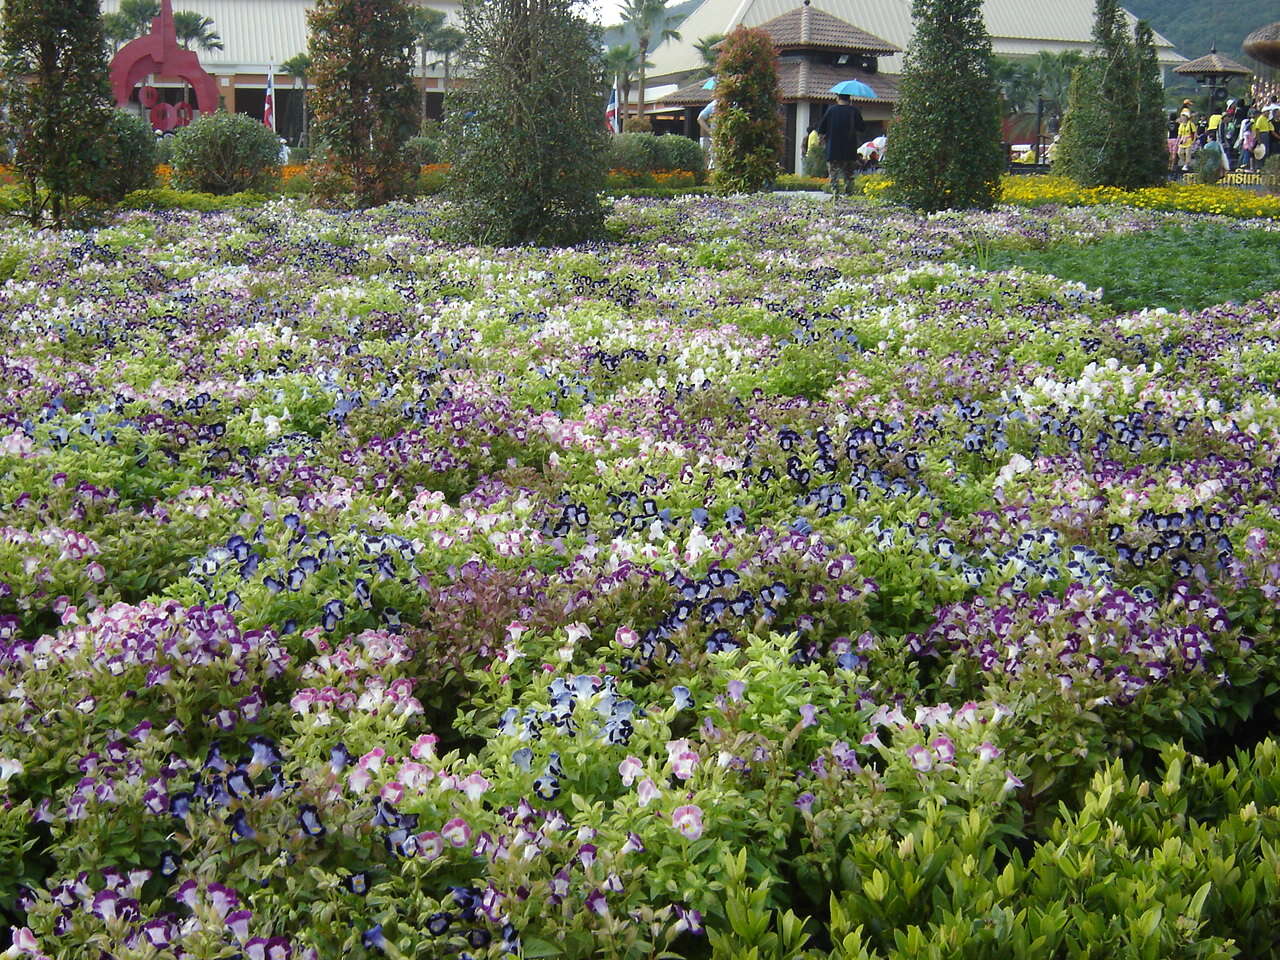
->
xmin=445 ymin=0 xmax=607 ymax=245
xmin=281 ymin=52 xmax=312 ymax=148
xmin=306 ymin=0 xmax=417 ymax=206
xmin=884 ymin=0 xmax=1003 ymax=211
xmin=0 ymin=0 xmax=116 ymax=226
xmin=1056 ymin=0 xmax=1165 ymax=188
xmin=711 ymin=26 xmax=782 ymax=194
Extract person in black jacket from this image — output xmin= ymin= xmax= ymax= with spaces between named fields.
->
xmin=817 ymin=93 xmax=864 ymax=196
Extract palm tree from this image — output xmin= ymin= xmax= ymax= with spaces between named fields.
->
xmin=1030 ymin=50 xmax=1083 ymax=122
xmin=619 ymin=0 xmax=680 ymax=129
xmin=410 ymin=6 xmax=447 ymax=125
xmin=118 ymin=0 xmax=160 ymax=36
xmin=692 ymin=33 xmax=723 ymax=80
xmin=429 ymin=25 xmax=465 ymax=115
xmin=992 ymin=57 xmax=1036 ymax=114
xmin=173 ymin=11 xmax=223 ymax=52
xmin=103 ymin=12 xmax=137 ymax=52
xmin=603 ymin=44 xmax=644 ymax=120
xmin=282 ymin=52 xmax=312 ymax=148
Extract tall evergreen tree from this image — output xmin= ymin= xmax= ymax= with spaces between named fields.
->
xmin=883 ymin=0 xmax=1004 ymax=211
xmin=445 ymin=0 xmax=606 ymax=245
xmin=711 ymin=26 xmax=782 ymax=194
xmin=1056 ymin=0 xmax=1165 ymax=188
xmin=307 ymin=0 xmax=417 ymax=206
xmin=1 ymin=0 xmax=116 ymax=226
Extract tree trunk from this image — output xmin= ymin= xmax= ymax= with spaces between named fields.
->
xmin=636 ymin=39 xmax=648 ymax=121
xmin=442 ymin=53 xmax=450 ymax=117
xmin=420 ymin=44 xmax=429 ymax=126
xmin=301 ymin=82 xmax=309 ymax=147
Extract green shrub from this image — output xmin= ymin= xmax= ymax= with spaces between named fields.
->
xmin=653 ymin=133 xmax=705 ymax=177
xmin=170 ymin=112 xmax=281 ymax=195
xmin=401 ymin=134 xmax=439 ymax=167
xmin=153 ymin=134 xmax=176 ymax=165
xmin=607 ymin=132 xmax=662 ymax=172
xmin=883 ymin=0 xmax=1004 ymax=210
xmin=416 ymin=164 xmax=448 ymax=195
xmin=445 ymin=0 xmax=606 ymax=245
xmin=98 ymin=110 xmax=156 ymax=200
xmin=803 ymin=138 xmax=828 ymax=177
xmin=119 ymin=187 xmax=272 ymax=211
xmin=712 ymin=26 xmax=783 ymax=193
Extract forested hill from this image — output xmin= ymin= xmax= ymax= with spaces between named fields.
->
xmin=1125 ymin=0 xmax=1274 ymax=72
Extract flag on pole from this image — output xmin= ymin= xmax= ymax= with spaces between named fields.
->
xmin=605 ymin=79 xmax=621 ymax=134
xmin=264 ymin=67 xmax=276 ymax=131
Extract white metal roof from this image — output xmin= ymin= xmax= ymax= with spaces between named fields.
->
xmin=100 ymin=0 xmax=460 ymax=74
xmin=647 ymin=0 xmax=1185 ymax=79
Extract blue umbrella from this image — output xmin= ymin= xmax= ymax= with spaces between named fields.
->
xmin=829 ymin=80 xmax=876 ymax=98
xmin=702 ymin=77 xmax=716 ymax=90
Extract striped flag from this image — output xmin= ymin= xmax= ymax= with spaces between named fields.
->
xmin=605 ymin=80 xmax=621 ymax=134
xmin=263 ymin=67 xmax=276 ymax=131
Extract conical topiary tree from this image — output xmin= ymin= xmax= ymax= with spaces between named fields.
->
xmin=444 ymin=0 xmax=607 ymax=246
xmin=1056 ymin=0 xmax=1166 ymax=189
xmin=883 ymin=0 xmax=1004 ymax=211
xmin=712 ymin=26 xmax=782 ymax=194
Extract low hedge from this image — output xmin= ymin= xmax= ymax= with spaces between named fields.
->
xmin=119 ymin=188 xmax=274 ymax=211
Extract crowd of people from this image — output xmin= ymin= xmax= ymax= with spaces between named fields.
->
xmin=1171 ymin=88 xmax=1279 ymax=175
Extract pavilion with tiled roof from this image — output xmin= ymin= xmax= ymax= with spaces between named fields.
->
xmin=661 ymin=1 xmax=900 ymax=173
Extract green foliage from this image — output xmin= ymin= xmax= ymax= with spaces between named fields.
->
xmin=804 ymin=138 xmax=829 ymax=178
xmin=170 ymin=112 xmax=282 ymax=195
xmin=883 ymin=0 xmax=1004 ymax=211
xmin=712 ymin=26 xmax=783 ymax=194
xmin=0 ymin=0 xmax=116 ymax=226
xmin=444 ymin=0 xmax=608 ymax=246
xmin=118 ymin=188 xmax=273 ymax=210
xmin=307 ymin=0 xmax=418 ymax=206
xmin=99 ymin=111 xmax=157 ymax=201
xmin=971 ymin=222 xmax=1280 ymax=312
xmin=1056 ymin=1 xmax=1166 ymax=189
xmin=401 ymin=134 xmax=440 ymax=167
xmin=607 ymin=132 xmax=704 ymax=175
xmin=172 ymin=10 xmax=222 ymax=51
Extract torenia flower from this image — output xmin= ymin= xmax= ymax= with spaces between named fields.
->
xmin=459 ymin=772 xmax=492 ymax=802
xmin=442 ymin=818 xmax=472 ymax=847
xmin=976 ymin=742 xmax=1002 ymax=763
xmin=615 ymin=626 xmax=639 ymax=648
xmin=930 ymin=736 xmax=956 ymax=764
xmin=637 ymin=778 xmax=661 ymax=807
xmin=671 ymin=805 xmax=704 ymax=841
xmin=905 ymin=745 xmax=933 ymax=772
xmin=618 ymin=756 xmax=643 ymax=786
xmin=1003 ymin=770 xmax=1025 ymax=793
xmin=0 ymin=758 xmax=22 ymax=782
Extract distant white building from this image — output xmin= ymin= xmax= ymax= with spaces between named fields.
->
xmin=645 ymin=0 xmax=1184 ymax=81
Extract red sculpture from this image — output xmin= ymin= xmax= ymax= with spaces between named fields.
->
xmin=109 ymin=0 xmax=219 ymax=131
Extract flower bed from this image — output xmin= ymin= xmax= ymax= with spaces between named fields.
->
xmin=0 ymin=196 xmax=1279 ymax=958
xmin=858 ymin=173 xmax=1280 ymax=219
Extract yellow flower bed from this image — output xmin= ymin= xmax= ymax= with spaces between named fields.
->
xmin=857 ymin=173 xmax=1280 ymax=219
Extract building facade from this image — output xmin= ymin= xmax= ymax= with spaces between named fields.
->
xmin=100 ymin=0 xmax=460 ymax=145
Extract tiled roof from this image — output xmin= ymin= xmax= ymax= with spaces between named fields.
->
xmin=647 ymin=0 xmax=1184 ymax=81
xmin=754 ymin=4 xmax=898 ymax=54
xmin=1173 ymin=50 xmax=1252 ymax=77
xmin=662 ymin=62 xmax=897 ymax=104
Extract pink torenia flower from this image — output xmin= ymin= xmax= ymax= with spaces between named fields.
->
xmin=442 ymin=817 xmax=472 ymax=847
xmin=637 ymin=778 xmax=661 ymax=807
xmin=618 ymin=756 xmax=643 ymax=786
xmin=671 ymin=804 xmax=704 ymax=841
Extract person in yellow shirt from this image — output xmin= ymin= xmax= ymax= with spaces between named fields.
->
xmin=1177 ymin=113 xmax=1198 ymax=171
xmin=1207 ymin=112 xmax=1222 ymax=134
xmin=1255 ymin=108 xmax=1276 ymax=163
